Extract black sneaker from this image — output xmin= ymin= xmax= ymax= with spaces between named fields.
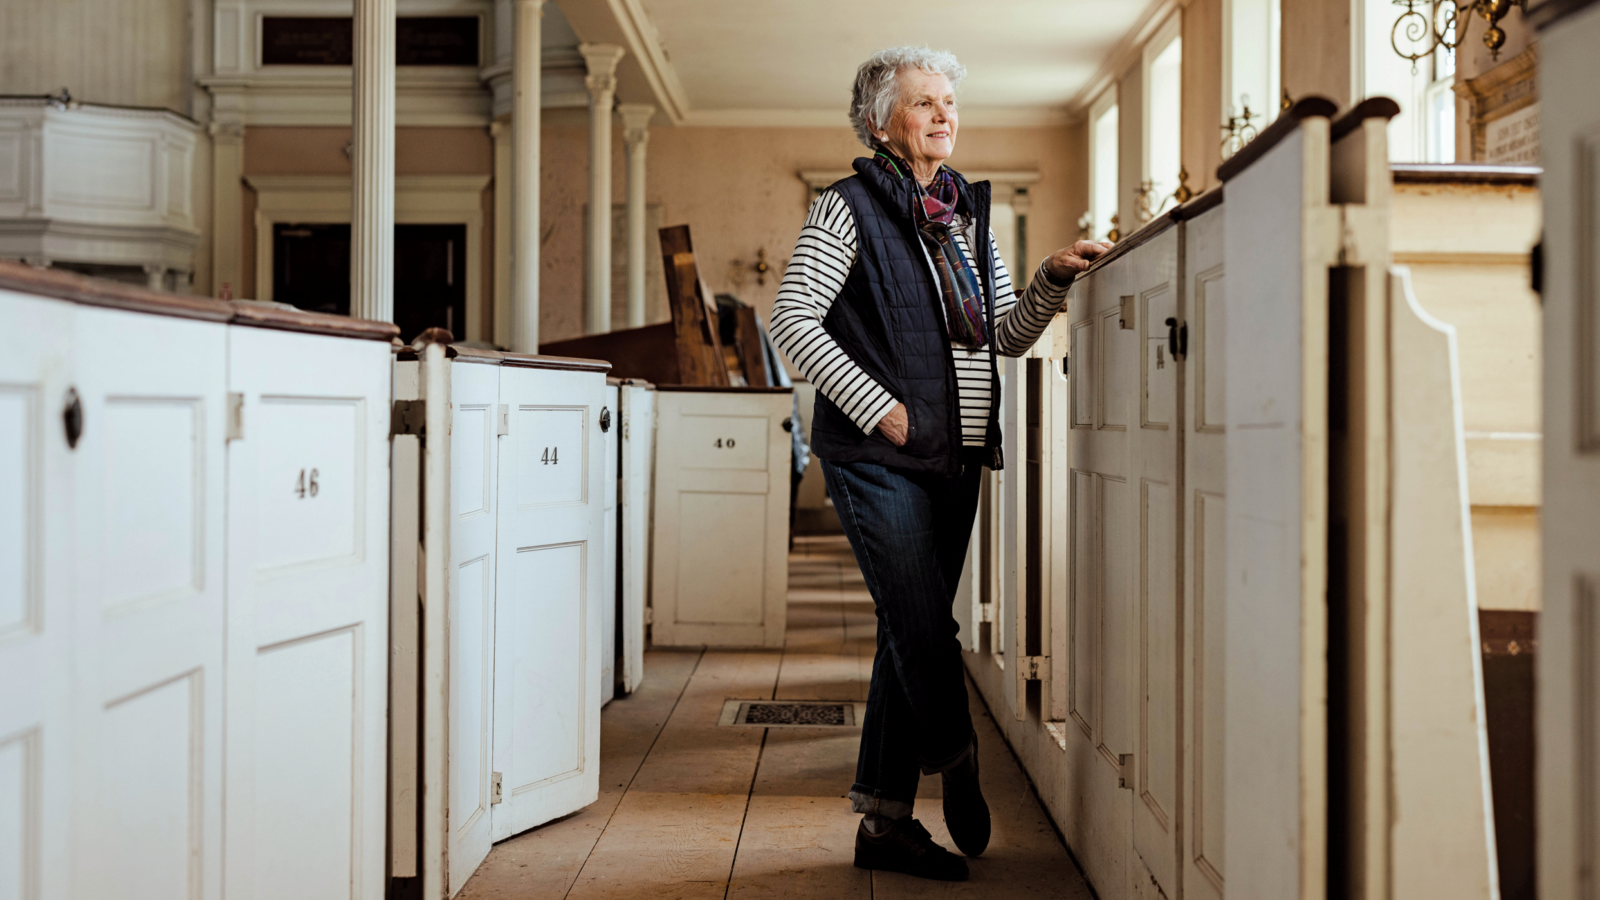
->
xmin=853 ymin=817 xmax=969 ymax=881
xmin=941 ymin=736 xmax=990 ymax=857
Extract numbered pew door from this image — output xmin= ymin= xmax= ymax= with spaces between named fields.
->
xmin=1181 ymin=204 xmax=1227 ymax=900
xmin=0 ymin=291 xmax=74 ymax=900
xmin=490 ymin=361 xmax=606 ymax=840
xmin=447 ymin=360 xmax=501 ymax=895
xmin=601 ymin=383 xmax=620 ymax=707
xmin=650 ymin=387 xmax=792 ymax=649
xmin=224 ymin=325 xmax=393 ymax=900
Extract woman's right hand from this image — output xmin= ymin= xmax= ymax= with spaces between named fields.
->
xmin=877 ymin=403 xmax=909 ymax=446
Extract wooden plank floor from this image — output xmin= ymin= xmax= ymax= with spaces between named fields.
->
xmin=458 ymin=535 xmax=1094 ymax=899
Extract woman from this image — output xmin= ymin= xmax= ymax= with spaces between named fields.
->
xmin=769 ymin=46 xmax=1109 ymax=882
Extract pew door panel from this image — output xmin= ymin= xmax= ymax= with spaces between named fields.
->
xmin=447 ymin=360 xmax=500 ymax=894
xmin=1182 ymin=205 xmax=1227 ymax=900
xmin=1538 ymin=8 xmax=1600 ymax=896
xmin=0 ymin=291 xmax=74 ymax=900
xmin=224 ymin=326 xmax=392 ymax=900
xmin=490 ymin=363 xmax=604 ymax=839
xmin=69 ymin=305 xmax=228 ymax=900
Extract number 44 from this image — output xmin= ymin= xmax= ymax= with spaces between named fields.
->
xmin=541 ymin=446 xmax=560 ymax=465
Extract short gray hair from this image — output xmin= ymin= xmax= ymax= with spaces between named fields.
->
xmin=849 ymin=46 xmax=966 ymax=150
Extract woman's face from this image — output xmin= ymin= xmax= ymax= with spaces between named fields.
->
xmin=878 ymin=69 xmax=958 ymax=170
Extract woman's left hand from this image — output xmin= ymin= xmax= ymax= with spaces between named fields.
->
xmin=1043 ymin=241 xmax=1113 ymax=283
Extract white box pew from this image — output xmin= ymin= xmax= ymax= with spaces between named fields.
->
xmin=0 ymin=262 xmax=397 ymax=900
xmin=391 ymin=341 xmax=611 ymax=897
xmin=962 ymin=96 xmax=1499 ymax=900
xmin=649 ymin=386 xmax=794 ymax=648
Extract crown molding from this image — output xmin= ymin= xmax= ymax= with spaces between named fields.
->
xmin=1066 ymin=0 xmax=1181 ymax=117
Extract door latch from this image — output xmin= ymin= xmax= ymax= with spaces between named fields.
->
xmin=490 ymin=771 xmax=503 ymax=804
xmin=1164 ymin=317 xmax=1188 ymax=361
xmin=391 ymin=399 xmax=426 ymax=436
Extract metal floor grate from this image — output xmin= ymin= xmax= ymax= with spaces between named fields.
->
xmin=717 ymin=699 xmax=866 ymax=728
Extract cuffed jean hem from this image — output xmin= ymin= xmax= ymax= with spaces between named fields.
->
xmin=848 ymin=789 xmax=914 ymax=820
xmin=918 ymin=730 xmax=976 ymax=776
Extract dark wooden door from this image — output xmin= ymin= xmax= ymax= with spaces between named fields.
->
xmin=272 ymin=222 xmax=467 ymax=343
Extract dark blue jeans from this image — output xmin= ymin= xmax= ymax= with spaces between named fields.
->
xmin=823 ymin=455 xmax=982 ymax=820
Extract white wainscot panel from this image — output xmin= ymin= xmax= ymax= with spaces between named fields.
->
xmin=0 ymin=126 xmax=24 ymax=208
xmin=451 ymin=555 xmax=491 ymax=840
xmin=0 ymin=731 xmax=36 ymax=900
xmin=95 ymin=674 xmax=200 ymax=900
xmin=678 ymin=414 xmax=769 ymax=470
xmin=454 ymin=405 xmax=490 ymax=518
xmin=676 ymin=493 xmax=767 ymax=625
xmin=0 ymin=386 xmax=35 ymax=635
xmin=1195 ymin=490 xmax=1226 ymax=881
xmin=253 ymin=398 xmax=363 ymax=573
xmin=517 ymin=408 xmax=586 ymax=507
xmin=101 ymin=399 xmax=202 ymax=612
xmin=507 ymin=543 xmax=584 ymax=788
xmin=1142 ymin=478 xmax=1177 ymax=819
xmin=254 ymin=627 xmax=358 ymax=900
xmin=49 ymin=128 xmax=156 ymax=213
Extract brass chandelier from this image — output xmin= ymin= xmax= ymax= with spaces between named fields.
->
xmin=1391 ymin=0 xmax=1525 ymax=66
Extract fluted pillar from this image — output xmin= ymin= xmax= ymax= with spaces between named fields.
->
xmin=617 ymin=103 xmax=653 ymax=329
xmin=510 ymin=0 xmax=543 ymax=352
xmin=351 ymin=0 xmax=395 ymax=323
xmin=579 ymin=43 xmax=625 ymax=335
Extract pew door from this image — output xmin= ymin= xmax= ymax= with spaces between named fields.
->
xmin=601 ymin=382 xmax=619 ymax=706
xmin=1181 ymin=205 xmax=1227 ymax=900
xmin=1538 ymin=6 xmax=1600 ymax=895
xmin=1123 ymin=227 xmax=1184 ymax=898
xmin=224 ymin=326 xmax=393 ymax=900
xmin=69 ymin=305 xmax=229 ymax=900
xmin=650 ymin=388 xmax=792 ymax=648
xmin=1061 ymin=248 xmax=1137 ymax=890
xmin=490 ymin=363 xmax=604 ymax=839
xmin=447 ymin=360 xmax=501 ymax=894
xmin=0 ymin=292 xmax=74 ymax=900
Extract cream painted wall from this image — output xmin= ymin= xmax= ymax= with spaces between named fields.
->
xmin=536 ymin=115 xmax=1087 ymax=347
xmin=0 ymin=0 xmax=192 ymax=113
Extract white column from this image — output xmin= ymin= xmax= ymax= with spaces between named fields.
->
xmin=511 ymin=0 xmax=543 ymax=353
xmin=580 ymin=43 xmax=625 ymax=335
xmin=617 ymin=103 xmax=653 ymax=329
xmin=351 ymin=0 xmax=396 ymax=323
xmin=491 ymin=119 xmax=513 ymax=348
xmin=208 ymin=120 xmax=243 ymax=299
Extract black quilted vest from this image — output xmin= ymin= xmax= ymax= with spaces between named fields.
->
xmin=808 ymin=157 xmax=1003 ymax=477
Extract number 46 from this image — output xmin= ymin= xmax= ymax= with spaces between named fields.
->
xmin=294 ymin=468 xmax=320 ymax=499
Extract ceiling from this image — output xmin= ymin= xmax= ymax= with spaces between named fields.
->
xmin=551 ymin=0 xmax=1168 ymax=125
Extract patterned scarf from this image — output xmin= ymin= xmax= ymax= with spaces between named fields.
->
xmin=876 ymin=152 xmax=987 ymax=348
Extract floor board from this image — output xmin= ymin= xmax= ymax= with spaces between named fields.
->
xmin=456 ymin=535 xmax=1093 ymax=899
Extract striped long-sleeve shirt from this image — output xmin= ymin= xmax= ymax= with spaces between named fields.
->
xmin=769 ymin=188 xmax=1071 ymax=446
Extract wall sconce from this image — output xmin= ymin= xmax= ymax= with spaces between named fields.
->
xmin=751 ymin=248 xmax=770 ymax=286
xmin=1136 ymin=169 xmax=1195 ymax=225
xmin=1392 ymin=0 xmax=1523 ymax=66
xmin=1220 ymin=98 xmax=1262 ymax=161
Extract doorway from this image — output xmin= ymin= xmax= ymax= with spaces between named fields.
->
xmin=272 ymin=222 xmax=467 ymax=343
